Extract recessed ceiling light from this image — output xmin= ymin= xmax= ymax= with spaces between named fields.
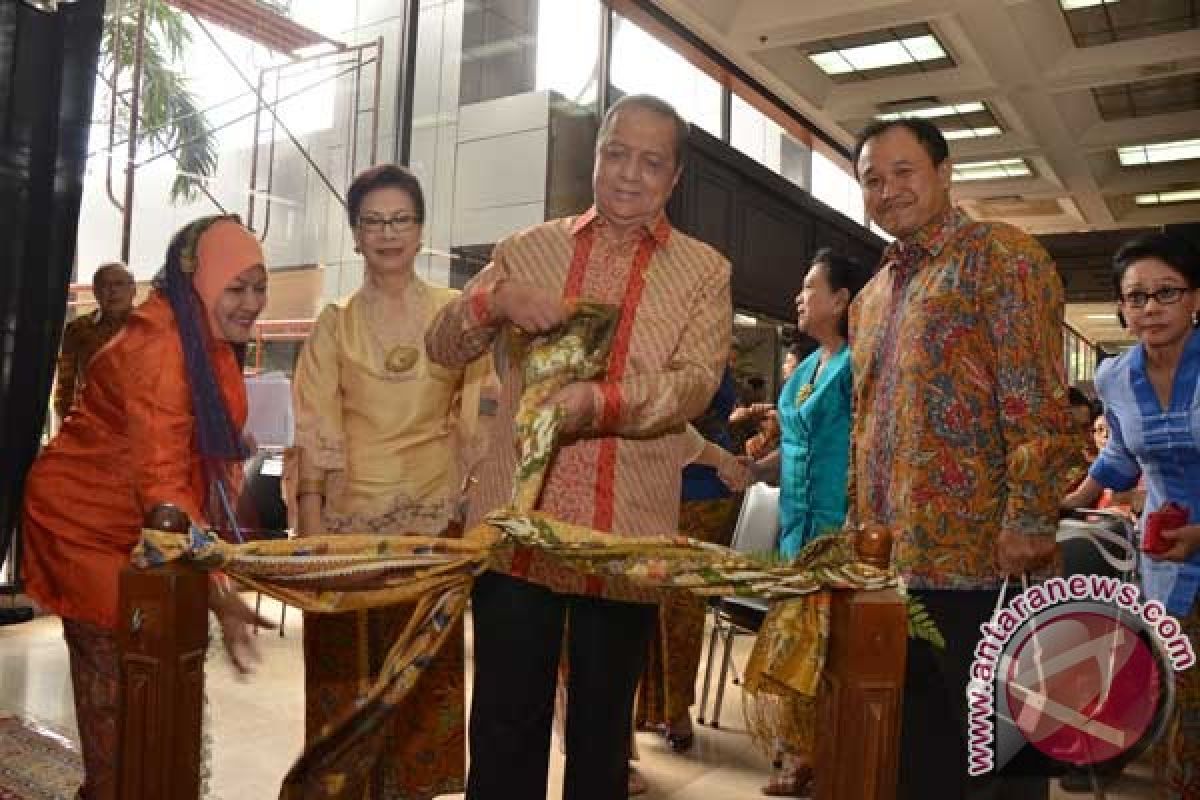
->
xmin=952 ymin=158 xmax=1032 ymax=181
xmin=1135 ymin=188 xmax=1200 ymax=205
xmin=1060 ymin=0 xmax=1118 ymax=9
xmin=878 ymin=102 xmax=985 ymax=120
xmin=1118 ymin=138 xmax=1200 ymax=166
xmin=1085 ymin=313 xmax=1118 ymax=320
xmin=943 ymin=126 xmax=1003 ymax=140
xmin=810 ymin=34 xmax=946 ymax=75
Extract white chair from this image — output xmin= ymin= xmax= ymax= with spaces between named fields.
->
xmin=696 ymin=482 xmax=780 ymax=727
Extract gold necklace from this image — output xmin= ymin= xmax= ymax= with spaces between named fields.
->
xmin=364 ymin=280 xmax=427 ymax=375
xmin=794 ymin=354 xmax=829 ymax=404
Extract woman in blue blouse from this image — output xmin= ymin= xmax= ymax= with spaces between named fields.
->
xmin=746 ymin=249 xmax=867 ymax=797
xmin=1063 ymin=232 xmax=1200 ymax=798
xmin=753 ymin=248 xmax=869 ymax=561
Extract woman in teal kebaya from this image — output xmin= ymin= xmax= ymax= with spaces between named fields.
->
xmin=756 ymin=248 xmax=869 ymax=560
xmin=749 ymin=248 xmax=869 ymax=797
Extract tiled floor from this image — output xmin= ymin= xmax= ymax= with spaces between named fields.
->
xmin=0 ymin=595 xmax=1159 ymax=799
xmin=0 ymin=596 xmax=773 ymax=800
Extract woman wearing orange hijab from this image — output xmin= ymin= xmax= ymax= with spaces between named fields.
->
xmin=22 ymin=215 xmax=270 ymax=800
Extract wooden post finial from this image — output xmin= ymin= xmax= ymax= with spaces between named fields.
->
xmin=143 ymin=503 xmax=190 ymax=533
xmin=855 ymin=525 xmax=894 ymax=571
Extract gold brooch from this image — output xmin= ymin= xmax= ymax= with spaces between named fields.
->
xmin=795 ymin=383 xmax=814 ymax=404
xmin=385 ymin=345 xmax=419 ymax=374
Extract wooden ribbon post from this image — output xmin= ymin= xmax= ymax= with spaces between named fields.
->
xmin=815 ymin=526 xmax=907 ymax=800
xmin=116 ymin=504 xmax=208 ymax=800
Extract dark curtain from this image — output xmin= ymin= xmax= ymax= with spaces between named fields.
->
xmin=0 ymin=0 xmax=105 ymax=590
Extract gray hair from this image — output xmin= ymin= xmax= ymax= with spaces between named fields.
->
xmin=598 ymin=94 xmax=689 ymax=171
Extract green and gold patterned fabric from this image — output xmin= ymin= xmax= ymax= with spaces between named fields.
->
xmin=133 ymin=303 xmax=893 ymax=800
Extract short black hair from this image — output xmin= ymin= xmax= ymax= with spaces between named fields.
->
xmin=599 ymin=94 xmax=689 ymax=171
xmin=852 ymin=117 xmax=949 ymax=179
xmin=346 ymin=164 xmax=426 ymax=227
xmin=1067 ymin=386 xmax=1092 ymax=411
xmin=810 ymin=247 xmax=870 ymax=338
xmin=1112 ymin=232 xmax=1200 ymax=293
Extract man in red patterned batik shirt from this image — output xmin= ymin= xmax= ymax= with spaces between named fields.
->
xmin=426 ymin=94 xmax=731 ymax=800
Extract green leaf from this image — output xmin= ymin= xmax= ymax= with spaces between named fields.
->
xmin=905 ymin=594 xmax=946 ymax=650
xmin=101 ymin=0 xmax=217 ymax=205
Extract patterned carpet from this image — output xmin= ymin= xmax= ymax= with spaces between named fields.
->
xmin=0 ymin=715 xmax=82 ymax=800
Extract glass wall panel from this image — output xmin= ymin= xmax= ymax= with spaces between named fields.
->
xmin=77 ymin=0 xmax=417 ymax=336
xmin=731 ymin=94 xmax=783 ymax=173
xmin=75 ymin=0 xmax=603 ymax=343
xmin=536 ymin=0 xmax=602 ymax=107
xmin=730 ymin=94 xmax=810 ymax=189
xmin=812 ymin=148 xmax=866 ymax=224
xmin=609 ymin=14 xmax=722 ymax=137
xmin=405 ymin=0 xmax=602 ymax=286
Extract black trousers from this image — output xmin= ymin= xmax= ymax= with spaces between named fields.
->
xmin=466 ymin=571 xmax=657 ymax=800
xmin=899 ymin=589 xmax=1050 ymax=800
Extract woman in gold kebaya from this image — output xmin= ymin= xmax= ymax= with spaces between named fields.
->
xmin=291 ymin=164 xmax=483 ymax=799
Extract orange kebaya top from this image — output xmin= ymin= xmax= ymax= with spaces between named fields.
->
xmin=22 ymin=292 xmax=246 ymax=629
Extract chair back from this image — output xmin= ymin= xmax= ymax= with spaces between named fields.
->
xmin=236 ymin=450 xmax=288 ymax=535
xmin=729 ymin=482 xmax=781 ymax=555
xmin=1058 ymin=509 xmax=1136 ymax=577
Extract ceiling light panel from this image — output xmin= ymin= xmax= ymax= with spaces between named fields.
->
xmin=803 ymin=23 xmax=956 ymax=83
xmin=810 ymin=35 xmax=947 ymax=75
xmin=875 ymin=102 xmax=1003 ymax=141
xmin=943 ymin=126 xmax=1003 ymax=140
xmin=1118 ymin=138 xmax=1200 ymax=166
xmin=952 ymin=158 xmax=1032 ymax=181
xmin=878 ymin=102 xmax=985 ymax=120
xmin=1135 ymin=188 xmax=1200 ymax=205
xmin=810 ymin=51 xmax=854 ymax=75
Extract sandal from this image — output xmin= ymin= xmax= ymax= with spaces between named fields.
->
xmin=628 ymin=765 xmax=648 ymax=796
xmin=762 ymin=763 xmax=814 ymax=797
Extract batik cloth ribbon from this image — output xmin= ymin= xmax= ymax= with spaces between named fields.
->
xmin=132 ymin=302 xmax=895 ymax=800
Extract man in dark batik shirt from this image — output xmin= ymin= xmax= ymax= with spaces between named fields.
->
xmin=54 ymin=262 xmax=136 ymax=420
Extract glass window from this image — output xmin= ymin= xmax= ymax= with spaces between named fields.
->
xmin=78 ymin=1 xmax=390 ymax=326
xmin=411 ymin=0 xmax=603 ymax=287
xmin=779 ymin=133 xmax=811 ymax=190
xmin=731 ymin=94 xmax=810 ymax=188
xmin=458 ymin=0 xmax=603 ymax=108
xmin=459 ymin=0 xmax=539 ymax=106
xmin=536 ymin=0 xmax=602 ymax=107
xmin=609 ymin=14 xmax=721 ymax=137
xmin=812 ymin=149 xmax=866 ymax=224
xmin=731 ymin=94 xmax=783 ymax=173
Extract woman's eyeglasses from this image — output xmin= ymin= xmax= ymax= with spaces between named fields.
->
xmin=1118 ymin=286 xmax=1191 ymax=309
xmin=358 ymin=214 xmax=420 ymax=234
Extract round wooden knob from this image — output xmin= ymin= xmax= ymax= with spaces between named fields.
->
xmin=143 ymin=503 xmax=191 ymax=533
xmin=856 ymin=525 xmax=893 ymax=570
